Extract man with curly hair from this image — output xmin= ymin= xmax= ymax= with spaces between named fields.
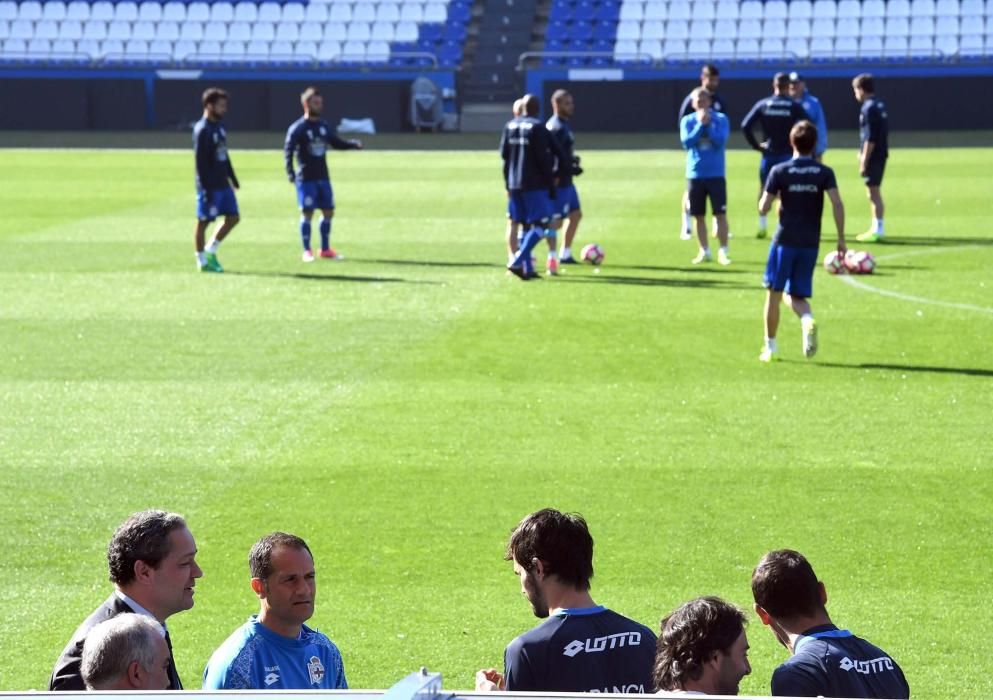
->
xmin=652 ymin=596 xmax=751 ymax=695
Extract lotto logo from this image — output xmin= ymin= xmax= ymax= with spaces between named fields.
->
xmin=839 ymin=656 xmax=895 ymax=674
xmin=562 ymin=632 xmax=643 ymax=658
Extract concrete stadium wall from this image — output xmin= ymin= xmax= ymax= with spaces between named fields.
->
xmin=0 ymin=69 xmax=456 ymax=131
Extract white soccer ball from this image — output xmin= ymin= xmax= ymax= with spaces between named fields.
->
xmin=582 ymin=243 xmax=605 ymax=265
xmin=823 ymin=250 xmax=845 ymax=274
xmin=845 ymin=250 xmax=876 ymax=274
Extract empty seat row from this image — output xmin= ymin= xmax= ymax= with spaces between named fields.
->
xmin=0 ymin=0 xmax=459 ymax=23
xmin=0 ymin=19 xmax=445 ymax=43
xmin=612 ymin=14 xmax=987 ymax=39
xmin=610 ymin=33 xmax=992 ymax=59
xmin=616 ymin=0 xmax=992 ymax=21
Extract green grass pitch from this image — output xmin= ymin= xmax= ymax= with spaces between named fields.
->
xmin=0 ymin=144 xmax=991 ymax=697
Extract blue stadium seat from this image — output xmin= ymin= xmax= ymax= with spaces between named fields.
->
xmin=419 ymin=22 xmax=443 ymax=41
xmin=592 ymin=20 xmax=617 ymax=39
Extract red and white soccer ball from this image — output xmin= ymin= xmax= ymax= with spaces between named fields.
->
xmin=823 ymin=250 xmax=846 ymax=274
xmin=582 ymin=243 xmax=605 ymax=265
xmin=845 ymin=250 xmax=876 ymax=274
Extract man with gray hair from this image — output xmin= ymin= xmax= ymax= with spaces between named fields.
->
xmin=82 ymin=615 xmax=172 ymax=690
xmin=50 ymin=509 xmax=203 ymax=690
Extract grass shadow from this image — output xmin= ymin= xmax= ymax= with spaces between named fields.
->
xmin=227 ymin=271 xmax=439 ymax=285
xmin=359 ymin=258 xmax=502 ymax=269
xmin=815 ymin=361 xmax=993 ymax=379
xmin=553 ymin=274 xmax=753 ymax=290
xmin=875 ymin=237 xmax=993 ymax=248
xmin=608 ymin=263 xmax=756 ymax=274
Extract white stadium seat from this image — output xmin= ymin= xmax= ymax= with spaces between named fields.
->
xmin=227 ymin=20 xmax=250 ymax=40
xmin=137 ymin=2 xmax=161 ymax=21
xmin=936 ymin=0 xmax=960 ymax=14
xmin=52 ymin=37 xmax=76 ymax=54
xmin=275 ymin=22 xmax=299 ymax=41
xmin=811 ymin=0 xmax=836 ymax=19
xmin=59 ymin=19 xmax=83 ymax=39
xmin=809 ymin=35 xmax=833 ymax=56
xmin=788 ymin=18 xmax=812 ymax=36
xmin=862 ymin=0 xmax=885 ymax=17
xmin=662 ymin=38 xmax=687 ymax=56
xmin=366 ymin=39 xmax=389 ymax=61
xmin=149 ymin=38 xmax=171 ymax=56
xmin=862 ymin=16 xmax=884 ymax=36
xmin=888 ymin=0 xmax=912 ymax=16
xmin=258 ymin=2 xmax=281 ymax=22
xmin=642 ymin=1 xmax=665 ymax=19
xmin=115 ymin=2 xmax=137 ymax=21
xmin=739 ymin=1 xmax=763 ymax=19
xmin=99 ymin=38 xmax=123 ymax=56
xmin=304 ymin=4 xmax=328 ymax=22
xmin=90 ymin=1 xmax=113 ymax=20
xmin=613 ymin=37 xmax=639 ymax=57
xmin=859 ymin=34 xmax=882 ymax=54
xmin=714 ymin=18 xmax=737 ymax=38
xmin=909 ymin=15 xmax=934 ymax=34
xmin=394 ymin=21 xmax=417 ymax=41
xmin=157 ymin=20 xmax=179 ymax=40
xmin=19 ymin=1 xmax=42 ymax=20
xmin=960 ymin=34 xmax=983 ymax=54
xmin=270 ymin=39 xmax=293 ymax=56
xmin=376 ymin=3 xmax=399 ymax=22
xmin=76 ymin=37 xmax=100 ymax=56
xmin=811 ymin=16 xmax=834 ymax=35
xmin=162 ymin=2 xmax=185 ymax=21
xmin=936 ymin=16 xmax=960 ymax=34
xmin=222 ymin=39 xmax=245 ymax=58
xmin=124 ymin=38 xmax=147 ymax=55
xmin=233 ymin=3 xmax=257 ymax=22
xmin=66 ymin=1 xmax=89 ymax=20
xmin=689 ymin=19 xmax=714 ymax=39
xmin=837 ymin=0 xmax=861 ymax=17
xmin=786 ymin=36 xmax=810 ymax=57
xmin=834 ymin=34 xmax=857 ymax=54
xmin=764 ymin=18 xmax=786 ymax=38
xmin=693 ymin=2 xmax=716 ymax=20
xmin=424 ymin=2 xmax=447 ymax=21
xmin=171 ymin=38 xmax=196 ymax=59
xmin=0 ymin=2 xmax=17 ymax=21
xmin=250 ymin=21 xmax=274 ymax=41
xmin=961 ymin=0 xmax=984 ymax=12
xmin=317 ymin=39 xmax=341 ymax=60
xmin=370 ymin=21 xmax=395 ymax=41
xmin=341 ymin=38 xmax=366 ymax=58
xmin=283 ymin=3 xmax=304 ymax=22
xmin=180 ymin=22 xmax=204 ymax=41
xmin=328 ymin=4 xmax=351 ymax=21
xmin=346 ymin=21 xmax=370 ymax=41
xmin=667 ymin=19 xmax=689 ymax=38
xmin=36 ymin=19 xmax=58 ymax=38
xmin=618 ymin=2 xmax=643 ymax=21
xmin=323 ymin=22 xmax=347 ymax=41
xmin=204 ymin=21 xmax=228 ymax=41
xmin=399 ymin=4 xmax=422 ymax=21
xmin=209 ymin=3 xmax=233 ymax=22
xmin=764 ymin=0 xmax=788 ymax=19
xmin=0 ymin=20 xmax=9 ymax=38
xmin=715 ymin=0 xmax=739 ymax=20
xmin=789 ymin=0 xmax=813 ymax=18
xmin=295 ymin=39 xmax=317 ymax=57
xmin=909 ymin=34 xmax=933 ymax=55
xmin=616 ymin=20 xmax=640 ymax=40
xmin=836 ymin=16 xmax=859 ymax=34
xmin=186 ymin=2 xmax=209 ymax=22
xmin=2 ymin=37 xmax=27 ymax=52
xmin=712 ymin=37 xmax=735 ymax=55
xmin=27 ymin=36 xmax=51 ymax=53
xmin=761 ymin=37 xmax=785 ymax=57
xmin=106 ymin=20 xmax=130 ymax=40
xmin=638 ymin=38 xmax=662 ymax=58
xmin=9 ymin=17 xmax=31 ymax=37
xmin=43 ymin=2 xmax=67 ymax=21
xmin=735 ymin=37 xmax=759 ymax=55
xmin=245 ymin=38 xmax=269 ymax=56
xmin=353 ymin=3 xmax=376 ymax=21
xmin=641 ymin=19 xmax=664 ymax=38
xmin=82 ymin=20 xmax=107 ymax=39
xmin=885 ymin=16 xmax=909 ymax=35
xmin=686 ymin=38 xmax=710 ymax=58
xmin=884 ymin=34 xmax=908 ymax=56
xmin=961 ymin=16 xmax=985 ymax=35
xmin=910 ymin=0 xmax=936 ymax=15
xmin=737 ymin=18 xmax=762 ymax=38
xmin=935 ymin=33 xmax=957 ymax=54
xmin=668 ymin=1 xmax=691 ymax=20
xmin=300 ymin=23 xmax=323 ymax=41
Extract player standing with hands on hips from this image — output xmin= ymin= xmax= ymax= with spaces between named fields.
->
xmin=758 ymin=121 xmax=845 ymax=363
xmin=852 ymin=73 xmax=889 ymax=243
xmin=193 ymin=88 xmax=240 ymax=273
xmin=284 ymin=87 xmax=363 ymax=263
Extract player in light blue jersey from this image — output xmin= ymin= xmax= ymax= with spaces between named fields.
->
xmin=202 ymin=533 xmax=347 ymax=690
xmin=788 ymin=73 xmax=828 ymax=160
xmin=680 ymin=88 xmax=731 ymax=265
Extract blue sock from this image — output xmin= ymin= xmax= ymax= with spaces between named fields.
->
xmin=513 ymin=227 xmax=542 ymax=274
xmin=300 ymin=220 xmax=312 ymax=251
xmin=320 ymin=218 xmax=331 ymax=250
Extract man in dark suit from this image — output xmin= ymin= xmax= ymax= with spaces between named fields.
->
xmin=49 ymin=510 xmax=203 ymax=691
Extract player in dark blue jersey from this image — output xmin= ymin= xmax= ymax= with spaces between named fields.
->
xmin=752 ymin=550 xmax=910 ymax=698
xmin=678 ymin=64 xmax=729 ymax=240
xmin=653 ymin=597 xmax=751 ymax=695
xmin=193 ymin=88 xmax=240 ymax=273
xmin=476 ymin=509 xmax=656 ymax=693
xmin=758 ymin=121 xmax=845 ymax=362
xmin=285 ymin=87 xmax=363 ymax=263
xmin=501 ymin=95 xmax=557 ymax=280
xmin=504 ymin=98 xmax=525 ymax=264
xmin=742 ymin=72 xmax=809 ymax=239
xmin=545 ymin=90 xmax=583 ymax=272
xmin=852 ymin=74 xmax=890 ymax=243
xmin=203 ymin=533 xmax=347 ymax=690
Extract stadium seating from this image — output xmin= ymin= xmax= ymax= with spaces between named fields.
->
xmin=541 ymin=0 xmax=993 ymax=65
xmin=0 ymin=0 xmax=471 ymax=66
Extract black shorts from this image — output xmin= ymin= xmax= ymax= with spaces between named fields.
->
xmin=862 ymin=157 xmax=887 ymax=187
xmin=687 ymin=177 xmax=727 ymax=217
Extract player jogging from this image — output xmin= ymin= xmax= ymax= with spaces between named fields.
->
xmin=788 ymin=72 xmax=828 ymax=160
xmin=545 ymin=90 xmax=584 ymax=270
xmin=678 ymin=64 xmax=728 ymax=240
xmin=193 ymin=87 xmax=240 ymax=273
xmin=680 ymin=87 xmax=731 ymax=265
xmin=476 ymin=509 xmax=656 ymax=693
xmin=742 ymin=72 xmax=808 ymax=239
xmin=502 ymin=95 xmax=557 ymax=281
xmin=752 ymin=549 xmax=910 ymax=698
xmin=202 ymin=532 xmax=347 ymax=689
xmin=285 ymin=87 xmax=363 ymax=263
xmin=758 ymin=121 xmax=845 ymax=363
xmin=852 ymin=73 xmax=889 ymax=243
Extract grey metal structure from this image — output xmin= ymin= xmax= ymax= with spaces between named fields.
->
xmin=409 ymin=76 xmax=444 ymax=130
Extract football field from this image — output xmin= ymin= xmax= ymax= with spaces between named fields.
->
xmin=1 ymin=144 xmax=991 ymax=697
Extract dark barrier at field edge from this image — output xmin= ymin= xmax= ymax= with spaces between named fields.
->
xmin=537 ymin=74 xmax=993 ymax=132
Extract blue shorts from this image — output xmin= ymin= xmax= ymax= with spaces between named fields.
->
xmin=764 ymin=244 xmax=819 ymax=298
xmin=296 ymin=179 xmax=335 ymax=211
xmin=509 ymin=189 xmax=554 ymax=225
xmin=197 ymin=187 xmax=239 ymax=222
xmin=760 ymin=152 xmax=791 ymax=185
xmin=551 ymin=184 xmax=581 ymax=219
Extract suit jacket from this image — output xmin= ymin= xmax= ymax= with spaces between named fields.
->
xmin=49 ymin=593 xmax=183 ymax=691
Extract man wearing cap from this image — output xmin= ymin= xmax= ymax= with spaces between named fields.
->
xmin=788 ymin=72 xmax=828 ymax=161
xmin=741 ymin=72 xmax=809 ymax=239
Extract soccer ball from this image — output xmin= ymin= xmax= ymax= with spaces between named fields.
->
xmin=845 ymin=250 xmax=876 ymax=274
xmin=823 ymin=250 xmax=845 ymax=274
xmin=581 ymin=243 xmax=605 ymax=265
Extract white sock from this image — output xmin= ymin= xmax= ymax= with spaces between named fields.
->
xmin=683 ymin=211 xmax=692 ymax=231
xmin=801 ymin=313 xmax=814 ymax=325
xmin=765 ymin=337 xmax=777 ymax=352
xmin=206 ymin=239 xmax=219 ymax=254
xmin=873 ymin=218 xmax=884 ymax=234
xmin=196 ymin=251 xmax=207 ymax=265
xmin=560 ymin=246 xmax=571 ymax=259
xmin=548 ymin=251 xmax=556 ymax=260
xmin=719 ymin=245 xmax=730 ymax=255
xmin=758 ymin=214 xmax=768 ymax=230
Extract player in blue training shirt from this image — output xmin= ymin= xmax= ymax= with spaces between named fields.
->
xmin=545 ymin=90 xmax=584 ymax=271
xmin=476 ymin=509 xmax=656 ymax=693
xmin=504 ymin=99 xmax=525 ymax=264
xmin=758 ymin=121 xmax=845 ymax=363
xmin=680 ymin=87 xmax=732 ymax=266
xmin=852 ymin=73 xmax=889 ymax=242
xmin=653 ymin=597 xmax=751 ymax=695
xmin=752 ymin=550 xmax=910 ymax=699
xmin=193 ymin=87 xmax=240 ymax=273
xmin=677 ymin=64 xmax=729 ymax=240
xmin=203 ymin=533 xmax=347 ymax=690
xmin=788 ymin=72 xmax=828 ymax=160
xmin=742 ymin=72 xmax=809 ymax=239
xmin=285 ymin=86 xmax=363 ymax=263
xmin=501 ymin=95 xmax=557 ymax=280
